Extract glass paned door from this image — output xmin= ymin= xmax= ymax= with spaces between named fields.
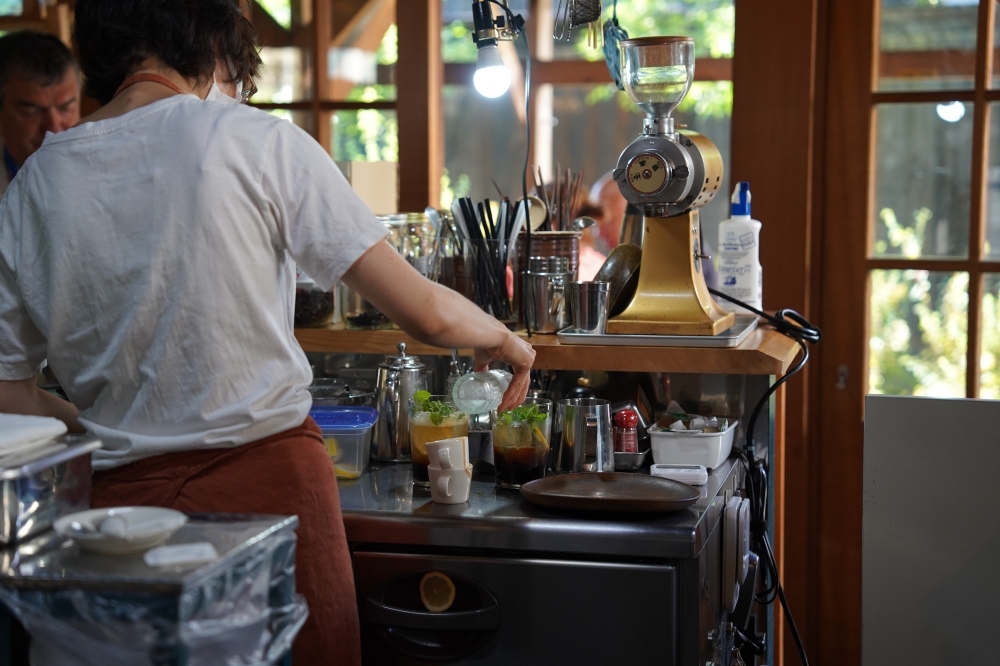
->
xmin=868 ymin=0 xmax=1000 ymax=399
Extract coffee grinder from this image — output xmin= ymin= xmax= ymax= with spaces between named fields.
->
xmin=607 ymin=37 xmax=734 ymax=336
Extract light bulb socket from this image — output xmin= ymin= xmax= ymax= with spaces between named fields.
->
xmin=472 ymin=0 xmax=499 ymax=46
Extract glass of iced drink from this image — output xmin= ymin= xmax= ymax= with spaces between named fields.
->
xmin=409 ymin=391 xmax=470 ymax=487
xmin=493 ymin=398 xmax=552 ymax=489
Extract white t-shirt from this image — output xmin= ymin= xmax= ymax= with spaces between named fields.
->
xmin=0 ymin=94 xmax=388 ymax=469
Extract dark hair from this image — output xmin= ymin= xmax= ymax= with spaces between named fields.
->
xmin=0 ymin=31 xmax=78 ymax=105
xmin=74 ymin=0 xmax=262 ymax=105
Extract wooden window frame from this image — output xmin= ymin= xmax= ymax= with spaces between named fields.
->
xmin=249 ymin=0 xmax=442 ymax=211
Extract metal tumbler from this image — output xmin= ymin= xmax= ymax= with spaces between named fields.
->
xmin=523 ymin=256 xmax=572 ymax=334
xmin=552 ymin=398 xmax=614 ymax=474
xmin=569 ymin=281 xmax=610 ymax=334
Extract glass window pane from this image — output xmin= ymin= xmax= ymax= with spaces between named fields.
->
xmin=0 ymin=0 xmax=21 ymax=16
xmin=442 ymin=0 xmax=529 ymax=64
xmin=328 ymin=14 xmax=397 ymax=101
xmin=869 ymin=269 xmax=968 ymax=397
xmin=256 ymin=47 xmax=313 ymax=103
xmin=542 ymin=82 xmax=731 ymax=253
xmin=546 ymin=0 xmax=733 ymax=62
xmin=443 ymin=84 xmax=526 ymax=206
xmin=256 ymin=0 xmax=292 ymax=30
xmin=982 ymin=274 xmax=1000 ymax=399
xmin=877 ymin=0 xmax=978 ymax=92
xmin=267 ymin=109 xmax=313 ymax=135
xmin=985 ymin=103 xmax=1000 ymax=259
xmin=251 ymin=0 xmax=314 ymax=102
xmin=330 ymin=109 xmax=398 ymax=162
xmin=873 ymin=103 xmax=971 ymax=259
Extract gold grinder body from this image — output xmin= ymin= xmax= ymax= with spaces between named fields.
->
xmin=607 ymin=129 xmax=734 ymax=336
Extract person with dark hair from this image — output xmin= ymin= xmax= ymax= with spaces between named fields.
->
xmin=0 ymin=0 xmax=535 ymax=664
xmin=0 ymin=30 xmax=80 ymax=196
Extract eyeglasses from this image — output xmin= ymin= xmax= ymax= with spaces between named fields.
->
xmin=240 ymin=79 xmax=257 ymax=104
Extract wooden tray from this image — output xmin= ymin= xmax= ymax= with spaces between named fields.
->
xmin=519 ymin=472 xmax=700 ymax=513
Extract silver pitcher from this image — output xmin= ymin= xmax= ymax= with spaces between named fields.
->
xmin=553 ymin=398 xmax=614 ymax=473
xmin=372 ymin=342 xmax=427 ymax=462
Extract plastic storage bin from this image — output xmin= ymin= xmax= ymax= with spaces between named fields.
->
xmin=648 ymin=419 xmax=739 ymax=470
xmin=310 ymin=406 xmax=378 ymax=479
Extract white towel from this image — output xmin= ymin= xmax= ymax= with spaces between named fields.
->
xmin=0 ymin=413 xmax=68 ymax=457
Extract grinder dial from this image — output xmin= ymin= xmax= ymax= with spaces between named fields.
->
xmin=626 ymin=153 xmax=669 ymax=195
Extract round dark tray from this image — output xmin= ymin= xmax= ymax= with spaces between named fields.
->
xmin=519 ymin=472 xmax=699 ymax=513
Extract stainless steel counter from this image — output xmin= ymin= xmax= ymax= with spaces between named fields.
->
xmin=338 ymin=458 xmax=740 ymax=560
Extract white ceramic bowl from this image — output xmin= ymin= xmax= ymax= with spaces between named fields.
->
xmin=54 ymin=507 xmax=187 ymax=555
xmin=648 ymin=419 xmax=738 ymax=470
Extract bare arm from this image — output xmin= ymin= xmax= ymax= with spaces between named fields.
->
xmin=0 ymin=376 xmax=85 ymax=433
xmin=342 ymin=241 xmax=535 ymax=412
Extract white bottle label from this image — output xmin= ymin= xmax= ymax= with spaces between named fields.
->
xmin=717 ymin=222 xmax=762 ymax=313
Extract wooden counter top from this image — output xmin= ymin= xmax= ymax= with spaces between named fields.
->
xmin=295 ymin=324 xmax=800 ymax=375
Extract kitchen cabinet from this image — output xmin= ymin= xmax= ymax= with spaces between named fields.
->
xmin=299 ymin=324 xmax=795 ymax=665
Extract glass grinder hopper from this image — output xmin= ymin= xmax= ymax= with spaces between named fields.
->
xmin=608 ymin=37 xmax=734 ymax=336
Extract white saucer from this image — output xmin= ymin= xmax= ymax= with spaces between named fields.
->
xmin=54 ymin=507 xmax=187 ymax=555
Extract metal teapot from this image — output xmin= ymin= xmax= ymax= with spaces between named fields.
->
xmin=372 ymin=342 xmax=427 ymax=462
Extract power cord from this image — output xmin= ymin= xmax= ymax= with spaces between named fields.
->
xmin=483 ymin=0 xmax=532 ymax=335
xmin=708 ymin=287 xmax=819 ymax=666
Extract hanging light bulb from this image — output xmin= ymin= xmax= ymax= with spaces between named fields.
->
xmin=474 ymin=44 xmax=510 ymax=98
xmin=471 ymin=0 xmax=517 ymax=98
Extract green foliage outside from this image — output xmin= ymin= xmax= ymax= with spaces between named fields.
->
xmin=256 ymin=0 xmax=291 ymax=29
xmin=441 ymin=169 xmax=472 ymax=209
xmin=439 ymin=0 xmax=734 ymax=205
xmin=572 ymin=0 xmax=734 ymax=60
xmin=334 ymin=26 xmax=400 ymax=161
xmin=868 ymin=206 xmax=1000 ymax=398
xmin=577 ymin=0 xmax=733 ymax=118
xmin=442 ymin=20 xmax=478 ymax=63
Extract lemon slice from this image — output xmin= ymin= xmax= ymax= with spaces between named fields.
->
xmin=419 ymin=572 xmax=456 ymax=613
xmin=324 ymin=436 xmax=338 ymax=457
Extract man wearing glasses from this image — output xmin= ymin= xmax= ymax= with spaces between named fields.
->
xmin=0 ymin=31 xmax=81 ymax=196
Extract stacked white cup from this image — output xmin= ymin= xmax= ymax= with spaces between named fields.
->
xmin=425 ymin=437 xmax=473 ymax=504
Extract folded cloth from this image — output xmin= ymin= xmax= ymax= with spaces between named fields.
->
xmin=0 ymin=413 xmax=67 ymax=456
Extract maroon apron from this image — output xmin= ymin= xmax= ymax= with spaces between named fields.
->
xmin=91 ymin=417 xmax=360 ymax=666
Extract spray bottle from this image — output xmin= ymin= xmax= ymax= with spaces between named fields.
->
xmin=717 ymin=182 xmax=762 ymax=314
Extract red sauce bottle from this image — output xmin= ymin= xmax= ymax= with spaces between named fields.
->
xmin=613 ymin=409 xmax=639 ymax=453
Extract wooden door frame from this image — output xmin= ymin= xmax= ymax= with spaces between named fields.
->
xmin=731 ymin=1 xmax=823 ymax=662
xmin=812 ymin=0 xmax=874 ymax=662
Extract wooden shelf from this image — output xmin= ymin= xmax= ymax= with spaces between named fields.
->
xmin=295 ymin=324 xmax=801 ymax=376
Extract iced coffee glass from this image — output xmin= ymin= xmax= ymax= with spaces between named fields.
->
xmin=409 ymin=392 xmax=470 ymax=487
xmin=493 ymin=398 xmax=552 ymax=489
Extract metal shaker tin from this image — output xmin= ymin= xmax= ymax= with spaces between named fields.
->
xmin=372 ymin=342 xmax=427 ymax=462
xmin=0 ymin=435 xmax=102 ymax=546
xmin=523 ymin=256 xmax=572 ymax=334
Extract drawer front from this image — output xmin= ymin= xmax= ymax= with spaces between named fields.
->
xmin=354 ymin=551 xmax=677 ymax=665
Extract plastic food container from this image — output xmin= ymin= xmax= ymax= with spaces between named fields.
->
xmin=648 ymin=419 xmax=738 ymax=470
xmin=309 ymin=406 xmax=378 ymax=479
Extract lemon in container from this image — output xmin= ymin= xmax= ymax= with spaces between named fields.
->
xmin=309 ymin=406 xmax=378 ymax=479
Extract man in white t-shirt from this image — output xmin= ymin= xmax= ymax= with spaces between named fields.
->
xmin=0 ymin=1 xmax=535 ymax=664
xmin=0 ymin=31 xmax=81 ymax=196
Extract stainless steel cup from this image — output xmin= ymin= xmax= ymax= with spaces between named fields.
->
xmin=569 ymin=281 xmax=610 ymax=334
xmin=523 ymin=256 xmax=572 ymax=334
xmin=553 ymin=398 xmax=614 ymax=473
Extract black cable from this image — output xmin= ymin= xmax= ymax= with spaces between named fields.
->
xmin=483 ymin=0 xmax=531 ymax=337
xmin=710 ymin=288 xmax=818 ymax=666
